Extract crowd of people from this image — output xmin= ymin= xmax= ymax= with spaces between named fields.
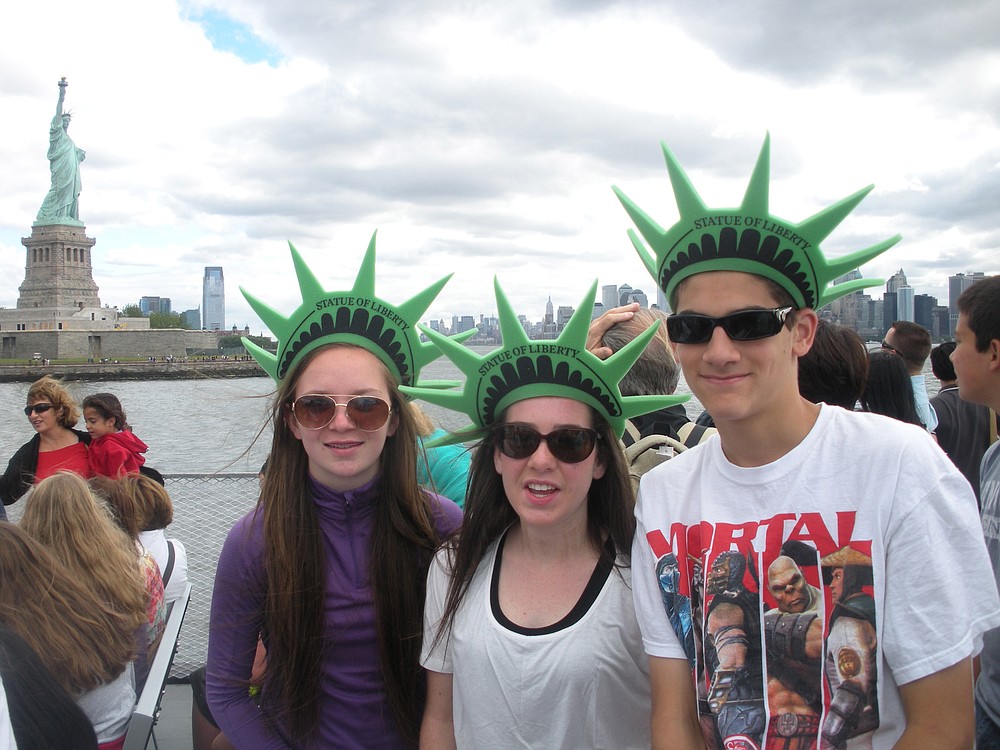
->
xmin=2 ymin=135 xmax=1000 ymax=750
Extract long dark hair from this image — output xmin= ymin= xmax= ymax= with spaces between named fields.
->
xmin=259 ymin=343 xmax=448 ymax=744
xmin=82 ymin=392 xmax=129 ymax=431
xmin=861 ymin=350 xmax=922 ymax=426
xmin=432 ymin=404 xmax=633 ymax=651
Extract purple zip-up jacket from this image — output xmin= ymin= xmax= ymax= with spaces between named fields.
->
xmin=207 ymin=474 xmax=463 ymax=749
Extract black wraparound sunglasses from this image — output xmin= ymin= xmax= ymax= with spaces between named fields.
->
xmin=666 ymin=307 xmax=794 ymax=344
xmin=495 ymin=424 xmax=600 ymax=464
xmin=24 ymin=403 xmax=54 ymax=416
xmin=291 ymin=394 xmax=392 ymax=432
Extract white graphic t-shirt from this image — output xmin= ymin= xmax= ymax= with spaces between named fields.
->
xmin=632 ymin=405 xmax=1000 ymax=750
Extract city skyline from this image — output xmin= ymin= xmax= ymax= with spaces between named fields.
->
xmin=420 ymin=270 xmax=992 ymax=343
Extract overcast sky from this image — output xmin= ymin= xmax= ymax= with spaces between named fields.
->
xmin=1 ymin=0 xmax=997 ymax=333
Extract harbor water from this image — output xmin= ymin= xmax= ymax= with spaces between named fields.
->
xmin=0 ymin=349 xmax=707 ymax=472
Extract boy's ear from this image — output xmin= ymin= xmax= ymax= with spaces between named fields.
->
xmin=791 ymin=309 xmax=819 ymax=358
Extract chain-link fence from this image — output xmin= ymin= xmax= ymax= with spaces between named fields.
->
xmin=159 ymin=473 xmax=259 ymax=679
xmin=6 ymin=472 xmax=259 ymax=681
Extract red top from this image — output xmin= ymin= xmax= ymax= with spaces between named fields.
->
xmin=88 ymin=430 xmax=148 ymax=478
xmin=34 ymin=442 xmax=92 ymax=482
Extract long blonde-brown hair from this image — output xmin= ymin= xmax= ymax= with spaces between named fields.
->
xmin=20 ymin=472 xmax=147 ymax=636
xmin=259 ymin=343 xmax=448 ymax=744
xmin=0 ymin=522 xmax=137 ymax=694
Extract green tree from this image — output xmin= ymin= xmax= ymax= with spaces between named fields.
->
xmin=149 ymin=311 xmax=184 ymax=329
xmin=120 ymin=303 xmax=143 ymax=318
xmin=218 ymin=334 xmax=274 ymax=352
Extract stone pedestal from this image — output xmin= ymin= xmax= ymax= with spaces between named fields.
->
xmin=19 ymin=223 xmax=100 ymax=311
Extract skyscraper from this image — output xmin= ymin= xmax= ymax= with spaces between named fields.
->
xmin=202 ymin=267 xmax=225 ymax=331
xmin=601 ymin=284 xmax=619 ymax=311
xmin=886 ymin=268 xmax=908 ymax=294
xmin=897 ymin=285 xmax=914 ymax=322
xmin=948 ymin=272 xmax=986 ymax=337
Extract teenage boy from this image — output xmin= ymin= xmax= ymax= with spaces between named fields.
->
xmin=615 ymin=136 xmax=1000 ymax=749
xmin=949 ymin=275 xmax=1000 ymax=749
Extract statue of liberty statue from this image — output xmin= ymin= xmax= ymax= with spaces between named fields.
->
xmin=35 ymin=78 xmax=86 ymax=226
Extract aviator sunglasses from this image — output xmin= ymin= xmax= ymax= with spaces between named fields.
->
xmin=495 ymin=423 xmax=600 ymax=464
xmin=666 ymin=307 xmax=794 ymax=344
xmin=23 ymin=403 xmax=54 ymax=416
xmin=291 ymin=394 xmax=392 ymax=432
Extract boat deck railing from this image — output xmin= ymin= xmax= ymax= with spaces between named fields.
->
xmin=156 ymin=473 xmax=259 ymax=678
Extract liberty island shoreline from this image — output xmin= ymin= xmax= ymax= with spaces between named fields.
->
xmin=0 ymin=357 xmax=264 ymax=383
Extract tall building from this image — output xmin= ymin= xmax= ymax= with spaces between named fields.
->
xmin=180 ymin=308 xmax=201 ymax=329
xmin=882 ymin=292 xmax=897 ymax=336
xmin=140 ymin=296 xmax=171 ymax=315
xmin=913 ymin=294 xmax=936 ymax=331
xmin=202 ymin=267 xmax=225 ymax=331
xmin=886 ymin=268 xmax=908 ymax=294
xmin=601 ymin=284 xmax=619 ymax=311
xmin=948 ymin=272 xmax=987 ymax=337
xmin=897 ymin=285 xmax=914 ymax=323
xmin=655 ymin=286 xmax=668 ymax=312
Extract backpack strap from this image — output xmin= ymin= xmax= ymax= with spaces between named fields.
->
xmin=161 ymin=540 xmax=176 ymax=588
xmin=622 ymin=419 xmax=643 ymax=448
xmin=624 ymin=432 xmax=688 ymax=462
xmin=677 ymin=421 xmax=718 ymax=448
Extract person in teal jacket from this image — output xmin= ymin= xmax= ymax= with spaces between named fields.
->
xmin=412 ymin=404 xmax=470 ymax=509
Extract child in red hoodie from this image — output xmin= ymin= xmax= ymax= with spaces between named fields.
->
xmin=82 ymin=392 xmax=148 ymax=478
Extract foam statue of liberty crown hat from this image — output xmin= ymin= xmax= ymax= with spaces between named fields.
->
xmin=400 ymin=278 xmax=690 ymax=446
xmin=240 ymin=231 xmax=473 ymax=386
xmin=612 ymin=133 xmax=902 ymax=310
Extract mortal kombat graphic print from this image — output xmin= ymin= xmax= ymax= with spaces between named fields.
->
xmin=647 ymin=514 xmax=879 ymax=750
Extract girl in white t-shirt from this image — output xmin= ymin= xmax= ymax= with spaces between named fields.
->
xmin=421 ymin=394 xmax=652 ymax=749
xmin=406 ymin=281 xmax=694 ymax=749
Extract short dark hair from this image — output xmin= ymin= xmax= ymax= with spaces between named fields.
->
xmin=957 ymin=276 xmax=1000 ymax=352
xmin=888 ymin=321 xmax=931 ymax=370
xmin=930 ymin=342 xmax=957 ymax=382
xmin=601 ymin=308 xmax=680 ymax=395
xmin=799 ymin=320 xmax=868 ymax=409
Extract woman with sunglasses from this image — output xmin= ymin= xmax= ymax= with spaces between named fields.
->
xmin=405 ymin=281 xmax=689 ymax=749
xmin=207 ymin=239 xmax=464 ymax=749
xmin=0 ymin=375 xmax=92 ymax=516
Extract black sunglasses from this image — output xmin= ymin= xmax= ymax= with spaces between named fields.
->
xmin=880 ymin=339 xmax=900 ymax=355
xmin=291 ymin=394 xmax=392 ymax=432
xmin=24 ymin=403 xmax=54 ymax=416
xmin=495 ymin=424 xmax=600 ymax=464
xmin=666 ymin=307 xmax=794 ymax=344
